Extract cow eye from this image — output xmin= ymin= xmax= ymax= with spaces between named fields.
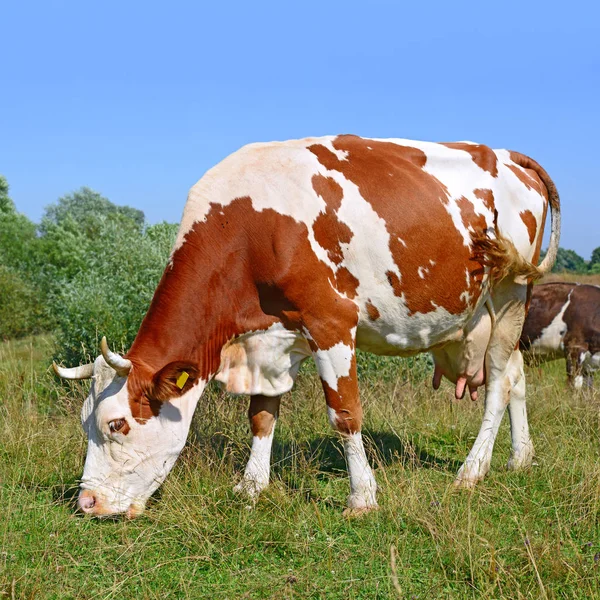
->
xmin=109 ymin=418 xmax=127 ymax=433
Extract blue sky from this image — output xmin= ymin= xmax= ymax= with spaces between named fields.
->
xmin=1 ymin=0 xmax=598 ymax=257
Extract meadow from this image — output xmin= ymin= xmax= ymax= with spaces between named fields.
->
xmin=1 ymin=330 xmax=599 ymax=599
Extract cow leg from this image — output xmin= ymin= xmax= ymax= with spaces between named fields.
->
xmin=454 ymin=359 xmax=512 ymax=487
xmin=455 ymin=283 xmax=528 ymax=487
xmin=566 ymin=347 xmax=586 ymax=390
xmin=506 ymin=350 xmax=534 ymax=470
xmin=314 ymin=350 xmax=378 ymax=513
xmin=234 ymin=394 xmax=281 ymax=498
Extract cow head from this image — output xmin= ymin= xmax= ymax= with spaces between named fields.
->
xmin=53 ymin=338 xmax=205 ymax=518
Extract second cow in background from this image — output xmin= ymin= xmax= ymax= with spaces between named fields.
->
xmin=520 ymin=282 xmax=600 ymax=388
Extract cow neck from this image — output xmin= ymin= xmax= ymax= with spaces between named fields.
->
xmin=126 ymin=248 xmax=253 ymax=382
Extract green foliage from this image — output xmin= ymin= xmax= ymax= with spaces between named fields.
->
xmin=51 ymin=217 xmax=177 ymax=364
xmin=0 ymin=177 xmax=47 ymax=338
xmin=590 ymin=246 xmax=600 ymax=270
xmin=0 ymin=175 xmax=15 ymax=213
xmin=40 ymin=186 xmax=145 ymax=234
xmin=0 ymin=266 xmax=46 ymax=339
xmin=551 ymin=247 xmax=588 ymax=273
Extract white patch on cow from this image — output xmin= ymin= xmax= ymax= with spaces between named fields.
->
xmin=398 ymin=237 xmax=407 ymax=247
xmin=530 ymin=295 xmax=571 ymax=357
xmin=344 ymin=433 xmax=378 ymax=509
xmin=215 ymin=322 xmax=311 ymax=396
xmin=574 ymin=375 xmax=584 ymax=390
xmin=585 ymin=351 xmax=600 ymax=373
xmin=384 ymin=333 xmax=409 ymax=347
xmin=314 ymin=341 xmax=354 ymax=391
xmin=418 ymin=266 xmax=427 ymax=279
xmin=418 ymin=326 xmax=432 ymax=346
xmin=327 ymin=406 xmax=338 ymax=429
xmin=319 ymin=138 xmax=349 ymax=161
xmin=234 ymin=428 xmax=276 ymax=498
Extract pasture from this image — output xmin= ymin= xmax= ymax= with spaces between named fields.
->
xmin=1 ymin=332 xmax=599 ymax=599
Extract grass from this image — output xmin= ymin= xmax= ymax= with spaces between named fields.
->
xmin=540 ymin=272 xmax=600 ymax=286
xmin=1 ymin=337 xmax=599 ymax=599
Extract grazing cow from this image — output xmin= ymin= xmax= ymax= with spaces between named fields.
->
xmin=520 ymin=282 xmax=600 ymax=388
xmin=53 ymin=135 xmax=560 ymax=517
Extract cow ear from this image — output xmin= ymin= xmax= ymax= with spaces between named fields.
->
xmin=148 ymin=362 xmax=200 ymax=402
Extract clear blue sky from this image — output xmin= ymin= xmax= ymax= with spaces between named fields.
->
xmin=1 ymin=0 xmax=598 ymax=258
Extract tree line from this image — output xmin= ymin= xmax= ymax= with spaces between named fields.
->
xmin=1 ymin=174 xmax=598 ymax=364
xmin=0 ymin=175 xmax=177 ymax=363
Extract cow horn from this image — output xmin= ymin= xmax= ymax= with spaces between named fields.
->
xmin=52 ymin=361 xmax=94 ymax=380
xmin=100 ymin=336 xmax=132 ymax=375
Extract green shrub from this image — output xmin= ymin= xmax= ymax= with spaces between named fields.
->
xmin=0 ymin=266 xmax=46 ymax=339
xmin=51 ymin=218 xmax=178 ymax=365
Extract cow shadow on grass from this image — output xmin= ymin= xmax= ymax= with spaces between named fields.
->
xmin=274 ymin=431 xmax=462 ymax=475
xmin=274 ymin=431 xmax=464 ymax=504
xmin=194 ymin=428 xmax=463 ymax=499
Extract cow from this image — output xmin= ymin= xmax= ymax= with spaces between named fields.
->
xmin=53 ymin=135 xmax=560 ymax=518
xmin=520 ymin=282 xmax=600 ymax=388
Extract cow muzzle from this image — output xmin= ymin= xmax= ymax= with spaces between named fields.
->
xmin=77 ymin=489 xmax=145 ymax=519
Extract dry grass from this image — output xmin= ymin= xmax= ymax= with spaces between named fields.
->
xmin=1 ymin=337 xmax=599 ymax=599
xmin=540 ymin=273 xmax=600 ymax=286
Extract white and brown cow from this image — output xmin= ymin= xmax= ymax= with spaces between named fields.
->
xmin=520 ymin=282 xmax=599 ymax=388
xmin=53 ymin=135 xmax=560 ymax=517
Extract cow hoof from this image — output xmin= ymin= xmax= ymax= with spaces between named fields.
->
xmin=507 ymin=444 xmax=535 ymax=471
xmin=452 ymin=477 xmax=479 ymax=490
xmin=507 ymin=456 xmax=534 ymax=471
xmin=454 ymin=461 xmax=489 ymax=489
xmin=233 ymin=479 xmax=267 ymax=499
xmin=343 ymin=505 xmax=379 ymax=518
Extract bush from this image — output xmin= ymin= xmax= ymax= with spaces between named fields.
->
xmin=51 ymin=218 xmax=178 ymax=365
xmin=0 ymin=266 xmax=46 ymax=340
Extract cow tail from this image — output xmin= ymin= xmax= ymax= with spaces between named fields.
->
xmin=472 ymin=152 xmax=561 ymax=284
xmin=508 ymin=151 xmax=561 ymax=276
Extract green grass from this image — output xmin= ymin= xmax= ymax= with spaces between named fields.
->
xmin=1 ymin=337 xmax=599 ymax=599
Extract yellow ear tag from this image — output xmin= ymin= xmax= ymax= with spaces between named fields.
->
xmin=176 ymin=371 xmax=190 ymax=389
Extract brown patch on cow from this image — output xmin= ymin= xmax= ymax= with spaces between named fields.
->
xmin=366 ymin=300 xmax=380 ymax=321
xmin=441 ymin=142 xmax=498 ymax=177
xmin=126 ymin=196 xmax=360 ymax=421
xmin=127 ymin=381 xmax=162 ymax=422
xmin=520 ymin=210 xmax=537 ymax=244
xmin=562 ymin=285 xmax=600 ymax=353
xmin=335 ymin=266 xmax=360 ymax=299
xmin=456 ymin=196 xmax=487 ymax=233
xmin=386 ymin=270 xmax=402 ymax=296
xmin=257 ymin=283 xmax=298 ymax=316
xmin=311 ymin=173 xmax=354 ymax=264
xmin=321 ymin=354 xmax=362 ymax=435
xmin=474 ymin=188 xmax=495 ymax=213
xmin=312 ymin=211 xmax=353 ymax=264
xmin=505 ymin=163 xmax=544 ymax=196
xmin=310 ymin=135 xmax=486 ymax=315
xmin=312 ymin=174 xmax=343 ymax=211
xmin=248 ymin=394 xmax=281 ymax=438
